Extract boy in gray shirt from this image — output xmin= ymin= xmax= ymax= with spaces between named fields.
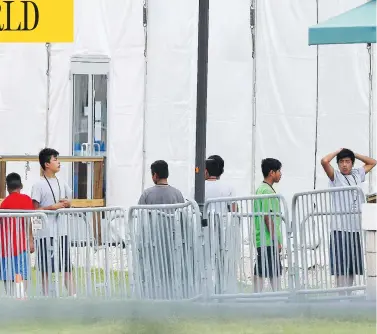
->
xmin=137 ymin=160 xmax=184 ymax=299
xmin=138 ymin=160 xmax=184 ymax=205
xmin=31 ymin=148 xmax=76 ymax=297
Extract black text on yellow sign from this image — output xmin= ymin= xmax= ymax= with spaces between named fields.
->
xmin=0 ymin=0 xmax=73 ymax=42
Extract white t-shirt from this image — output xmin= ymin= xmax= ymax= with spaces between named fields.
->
xmin=329 ymin=167 xmax=365 ymax=232
xmin=31 ymin=176 xmax=72 ymax=238
xmin=205 ymin=179 xmax=234 ymax=214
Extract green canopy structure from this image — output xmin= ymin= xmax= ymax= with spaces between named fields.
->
xmin=309 ymin=0 xmax=376 ymax=45
xmin=308 ymin=1 xmax=376 ymax=194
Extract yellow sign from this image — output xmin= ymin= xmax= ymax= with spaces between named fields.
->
xmin=0 ymin=0 xmax=73 ymax=42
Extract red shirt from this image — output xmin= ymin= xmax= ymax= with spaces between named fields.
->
xmin=0 ymin=192 xmax=34 ymax=257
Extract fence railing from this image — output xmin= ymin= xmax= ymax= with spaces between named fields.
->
xmin=0 ymin=207 xmax=130 ymax=299
xmin=53 ymin=207 xmax=129 ymax=298
xmin=291 ymin=186 xmax=366 ymax=300
xmin=127 ymin=200 xmax=204 ymax=301
xmin=0 ymin=211 xmax=49 ymax=298
xmin=203 ymin=195 xmax=292 ymax=301
xmin=0 ymin=186 xmax=368 ymax=302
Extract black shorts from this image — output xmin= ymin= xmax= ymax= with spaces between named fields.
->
xmin=254 ymin=246 xmax=282 ymax=278
xmin=37 ymin=236 xmax=71 ymax=273
xmin=330 ymin=231 xmax=364 ymax=276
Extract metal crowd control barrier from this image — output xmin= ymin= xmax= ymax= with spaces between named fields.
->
xmin=127 ymin=200 xmax=204 ymax=301
xmin=0 ymin=211 xmax=49 ymax=299
xmin=203 ymin=195 xmax=292 ymax=302
xmin=0 ymin=186 xmax=369 ymax=303
xmin=291 ymin=186 xmax=366 ymax=301
xmin=0 ymin=208 xmax=130 ymax=299
xmin=53 ymin=207 xmax=129 ymax=299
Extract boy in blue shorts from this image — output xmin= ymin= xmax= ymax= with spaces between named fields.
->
xmin=0 ymin=173 xmax=35 ymax=296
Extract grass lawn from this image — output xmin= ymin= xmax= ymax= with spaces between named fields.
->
xmin=0 ymin=267 xmax=129 ymax=298
xmin=1 ymin=318 xmax=375 ymax=334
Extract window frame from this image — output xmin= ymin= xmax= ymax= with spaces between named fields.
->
xmin=69 ymin=55 xmax=110 ymax=200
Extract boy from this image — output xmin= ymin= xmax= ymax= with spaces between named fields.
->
xmin=253 ymin=158 xmax=283 ymax=292
xmin=138 ymin=160 xmax=184 ymax=205
xmin=31 ymin=148 xmax=76 ymax=296
xmin=137 ymin=160 xmax=184 ymax=299
xmin=205 ymin=158 xmax=235 ymax=212
xmin=208 ymin=155 xmax=224 ymax=179
xmin=0 ymin=173 xmax=35 ymax=296
xmin=205 ymin=158 xmax=237 ymax=294
xmin=321 ymin=148 xmax=376 ymax=289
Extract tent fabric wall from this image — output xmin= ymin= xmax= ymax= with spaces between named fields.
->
xmin=144 ymin=0 xmax=198 ymax=199
xmin=0 ymin=44 xmax=46 ymax=195
xmin=254 ymin=0 xmax=318 ymax=205
xmin=206 ymin=0 xmax=254 ymax=198
xmin=0 ymin=0 xmax=374 ymax=210
xmin=315 ymin=0 xmax=370 ymax=195
xmin=48 ymin=0 xmax=145 ymax=207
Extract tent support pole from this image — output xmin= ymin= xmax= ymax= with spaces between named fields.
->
xmin=250 ymin=0 xmax=257 ymax=194
xmin=313 ymin=0 xmax=319 ymax=190
xmin=45 ymin=43 xmax=51 ymax=148
xmin=141 ymin=0 xmax=149 ymax=192
xmin=367 ymin=43 xmax=374 ymax=194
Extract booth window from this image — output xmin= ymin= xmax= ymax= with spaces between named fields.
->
xmin=70 ymin=56 xmax=109 ymax=200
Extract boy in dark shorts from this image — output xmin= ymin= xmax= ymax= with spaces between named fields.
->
xmin=253 ymin=158 xmax=283 ymax=292
xmin=31 ymin=148 xmax=76 ymax=297
xmin=0 ymin=173 xmax=35 ymax=296
xmin=321 ymin=148 xmax=376 ymax=289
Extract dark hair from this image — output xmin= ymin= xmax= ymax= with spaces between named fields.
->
xmin=151 ymin=160 xmax=169 ymax=179
xmin=6 ymin=173 xmax=22 ymax=191
xmin=336 ymin=149 xmax=355 ymax=164
xmin=208 ymin=155 xmax=224 ymax=176
xmin=206 ymin=159 xmax=221 ymax=177
xmin=39 ymin=148 xmax=59 ymax=170
xmin=261 ymin=158 xmax=282 ymax=178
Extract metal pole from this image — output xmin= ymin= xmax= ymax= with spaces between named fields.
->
xmin=250 ymin=0 xmax=257 ymax=194
xmin=367 ymin=43 xmax=374 ymax=194
xmin=313 ymin=0 xmax=319 ymax=190
xmin=194 ymin=0 xmax=210 ymax=226
xmin=141 ymin=0 xmax=149 ymax=192
xmin=45 ymin=42 xmax=51 ymax=147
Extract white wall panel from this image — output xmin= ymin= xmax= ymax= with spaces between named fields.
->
xmin=206 ymin=0 xmax=254 ymax=197
xmin=0 ymin=44 xmax=46 ymax=195
xmin=144 ymin=0 xmax=198 ymax=199
xmin=0 ymin=0 xmax=373 ymax=208
xmin=49 ymin=0 xmax=145 ymax=207
xmin=255 ymin=0 xmax=318 ymax=205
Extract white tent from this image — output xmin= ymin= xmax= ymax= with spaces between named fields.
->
xmin=0 ymin=0 xmax=374 ymax=209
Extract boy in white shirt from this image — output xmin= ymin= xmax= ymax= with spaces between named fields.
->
xmin=31 ymin=148 xmax=76 ymax=297
xmin=321 ymin=148 xmax=376 ymax=289
xmin=205 ymin=158 xmax=235 ymax=212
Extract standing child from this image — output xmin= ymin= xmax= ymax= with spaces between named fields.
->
xmin=321 ymin=148 xmax=376 ymax=290
xmin=31 ymin=148 xmax=76 ymax=297
xmin=0 ymin=173 xmax=35 ymax=296
xmin=253 ymin=158 xmax=283 ymax=293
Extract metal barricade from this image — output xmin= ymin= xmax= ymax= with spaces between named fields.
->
xmin=0 ymin=211 xmax=49 ymax=299
xmin=127 ymin=201 xmax=204 ymax=301
xmin=291 ymin=186 xmax=366 ymax=300
xmin=52 ymin=207 xmax=129 ymax=299
xmin=203 ymin=195 xmax=292 ymax=302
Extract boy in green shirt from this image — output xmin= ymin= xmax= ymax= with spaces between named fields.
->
xmin=253 ymin=158 xmax=283 ymax=292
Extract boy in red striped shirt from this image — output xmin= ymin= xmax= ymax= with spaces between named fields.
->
xmin=0 ymin=173 xmax=35 ymax=295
